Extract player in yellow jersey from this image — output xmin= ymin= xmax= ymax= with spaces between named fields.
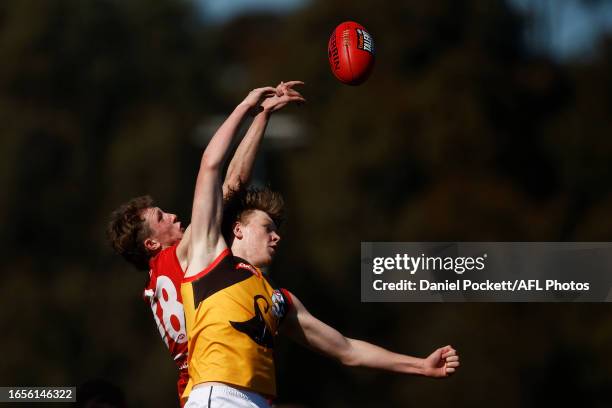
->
xmin=181 ymin=84 xmax=460 ymax=407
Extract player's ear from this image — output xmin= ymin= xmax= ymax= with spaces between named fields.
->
xmin=144 ymin=238 xmax=161 ymax=252
xmin=232 ymin=221 xmax=244 ymax=240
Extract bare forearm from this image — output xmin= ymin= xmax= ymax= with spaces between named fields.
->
xmin=222 ymin=81 xmax=304 ymax=192
xmin=345 ymin=339 xmax=426 ymax=375
xmin=224 ymin=110 xmax=270 ymax=194
xmin=188 ymin=103 xmax=250 ymax=253
xmin=285 ymin=293 xmax=453 ymax=378
xmin=201 ymin=103 xmax=251 ymax=170
xmin=286 ymin=295 xmax=425 ymax=375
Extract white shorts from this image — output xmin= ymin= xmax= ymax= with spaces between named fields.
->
xmin=184 ymin=384 xmax=271 ymax=408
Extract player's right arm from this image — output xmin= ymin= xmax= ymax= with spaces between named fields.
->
xmin=281 ymin=292 xmax=460 ymax=378
xmin=183 ymin=87 xmax=279 ymax=277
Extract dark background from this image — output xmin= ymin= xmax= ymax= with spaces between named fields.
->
xmin=1 ymin=0 xmax=612 ymax=406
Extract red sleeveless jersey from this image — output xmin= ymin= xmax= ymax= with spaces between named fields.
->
xmin=143 ymin=244 xmax=189 ymax=404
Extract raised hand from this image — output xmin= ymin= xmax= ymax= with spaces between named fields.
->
xmin=239 ymin=86 xmax=281 ymax=111
xmin=261 ymin=80 xmax=306 ymax=113
xmin=422 ymin=345 xmax=460 ymax=378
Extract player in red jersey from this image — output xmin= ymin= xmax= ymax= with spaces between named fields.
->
xmin=107 ymin=81 xmax=305 ymax=406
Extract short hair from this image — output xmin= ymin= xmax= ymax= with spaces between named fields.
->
xmin=107 ymin=195 xmax=154 ymax=271
xmin=222 ymin=185 xmax=285 ymax=243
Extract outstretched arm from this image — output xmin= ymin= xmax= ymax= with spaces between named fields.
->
xmin=223 ymin=81 xmax=305 ymax=196
xmin=281 ymin=293 xmax=460 ymax=378
xmin=184 ymin=87 xmax=279 ymax=277
xmin=177 ymin=83 xmax=305 ymax=268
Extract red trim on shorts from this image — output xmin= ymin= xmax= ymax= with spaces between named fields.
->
xmin=280 ymin=288 xmax=293 ymax=309
xmin=183 ymin=248 xmax=231 ymax=283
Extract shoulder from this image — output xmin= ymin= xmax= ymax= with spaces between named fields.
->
xmin=183 ymin=247 xmax=233 ymax=284
xmin=147 ymin=244 xmax=183 ymax=288
xmin=150 ymin=245 xmax=180 ymax=270
xmin=184 ymin=240 xmax=228 ymax=280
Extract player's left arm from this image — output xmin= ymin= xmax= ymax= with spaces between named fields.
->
xmin=176 ymin=84 xmax=305 ymax=267
xmin=280 ymin=292 xmax=460 ymax=378
xmin=176 ymin=82 xmax=305 ymax=268
xmin=222 ymin=81 xmax=305 ymax=196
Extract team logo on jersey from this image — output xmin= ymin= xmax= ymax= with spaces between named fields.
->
xmin=271 ymin=290 xmax=287 ymax=320
xmin=356 ymin=28 xmax=374 ymax=54
xmin=230 ymin=295 xmax=274 ymax=348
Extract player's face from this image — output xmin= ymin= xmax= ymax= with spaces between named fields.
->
xmin=239 ymin=210 xmax=280 ymax=267
xmin=142 ymin=207 xmax=184 ymax=249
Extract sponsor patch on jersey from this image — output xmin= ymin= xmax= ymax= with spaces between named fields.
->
xmin=271 ymin=290 xmax=288 ymax=320
xmin=236 ymin=262 xmax=261 ymax=278
xmin=356 ymin=28 xmax=374 ymax=54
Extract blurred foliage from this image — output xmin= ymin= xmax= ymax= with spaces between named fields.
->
xmin=1 ymin=0 xmax=612 ymax=407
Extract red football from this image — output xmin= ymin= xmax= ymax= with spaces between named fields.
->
xmin=328 ymin=21 xmax=375 ymax=85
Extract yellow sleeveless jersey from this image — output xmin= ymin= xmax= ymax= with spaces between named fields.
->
xmin=181 ymin=249 xmax=292 ymax=397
